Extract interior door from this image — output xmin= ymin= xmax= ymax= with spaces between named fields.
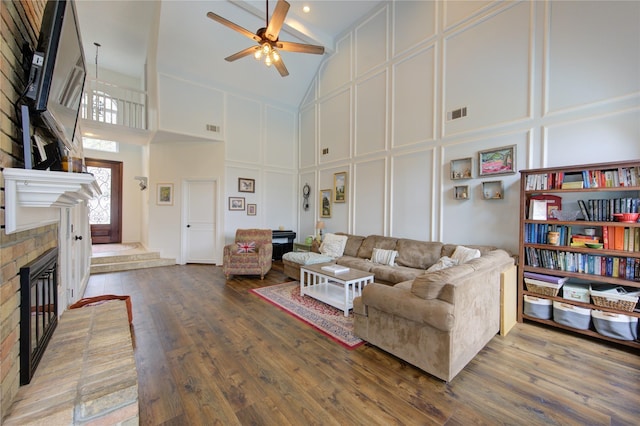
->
xmin=183 ymin=179 xmax=216 ymax=264
xmin=85 ymin=158 xmax=122 ymax=244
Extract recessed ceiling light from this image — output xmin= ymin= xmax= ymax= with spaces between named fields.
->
xmin=303 ymin=6 xmax=310 ymax=13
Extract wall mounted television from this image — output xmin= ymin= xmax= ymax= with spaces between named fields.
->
xmin=25 ymin=0 xmax=86 ymax=154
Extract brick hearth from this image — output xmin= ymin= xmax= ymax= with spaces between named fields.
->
xmin=3 ymin=300 xmax=138 ymax=425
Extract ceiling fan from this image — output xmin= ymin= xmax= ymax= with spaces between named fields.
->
xmin=207 ymin=0 xmax=325 ymax=77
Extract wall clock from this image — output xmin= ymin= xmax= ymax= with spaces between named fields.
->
xmin=302 ymin=183 xmax=311 ymax=210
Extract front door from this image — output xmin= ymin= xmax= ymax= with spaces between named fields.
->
xmin=86 ymin=158 xmax=123 ymax=244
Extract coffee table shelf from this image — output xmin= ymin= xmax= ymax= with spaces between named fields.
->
xmin=300 ymin=263 xmax=374 ymax=316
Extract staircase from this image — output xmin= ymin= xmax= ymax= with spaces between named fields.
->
xmin=91 ymin=243 xmax=175 ymax=274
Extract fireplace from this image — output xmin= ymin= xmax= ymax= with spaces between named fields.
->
xmin=19 ymin=247 xmax=58 ymax=385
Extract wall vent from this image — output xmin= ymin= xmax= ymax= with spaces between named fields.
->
xmin=322 ymin=148 xmax=329 ymax=155
xmin=206 ymin=124 xmax=220 ymax=133
xmin=447 ymin=107 xmax=468 ymax=121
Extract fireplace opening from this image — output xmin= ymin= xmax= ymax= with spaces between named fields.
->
xmin=19 ymin=247 xmax=58 ymax=385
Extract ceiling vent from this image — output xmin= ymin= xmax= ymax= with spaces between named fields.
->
xmin=447 ymin=107 xmax=467 ymax=121
xmin=206 ymin=124 xmax=220 ymax=133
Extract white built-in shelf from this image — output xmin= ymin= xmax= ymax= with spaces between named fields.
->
xmin=3 ymin=168 xmax=101 ymax=234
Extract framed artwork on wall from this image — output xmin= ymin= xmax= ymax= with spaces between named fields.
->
xmin=238 ymin=178 xmax=255 ymax=193
xmin=478 ymin=145 xmax=516 ymax=176
xmin=333 ymin=172 xmax=346 ymax=203
xmin=319 ymin=189 xmax=332 ymax=218
xmin=247 ymin=204 xmax=256 ymax=215
xmin=157 ymin=183 xmax=173 ymax=205
xmin=229 ymin=197 xmax=245 ymax=210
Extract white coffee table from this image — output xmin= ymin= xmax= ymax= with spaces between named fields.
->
xmin=300 ymin=263 xmax=374 ymax=316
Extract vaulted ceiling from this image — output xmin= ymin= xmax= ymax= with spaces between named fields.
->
xmin=75 ymin=0 xmax=383 ymax=107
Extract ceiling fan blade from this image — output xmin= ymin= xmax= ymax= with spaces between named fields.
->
xmin=225 ymin=46 xmax=260 ymax=62
xmin=265 ymin=0 xmax=290 ymax=42
xmin=276 ymin=41 xmax=325 ymax=55
xmin=207 ymin=11 xmax=261 ymax=43
xmin=274 ymin=57 xmax=289 ymax=77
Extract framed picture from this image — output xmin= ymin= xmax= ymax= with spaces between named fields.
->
xmin=454 ymin=185 xmax=470 ymax=200
xmin=157 ymin=183 xmax=173 ymax=205
xmin=238 ymin=178 xmax=255 ymax=193
xmin=450 ymin=157 xmax=472 ymax=180
xmin=479 ymin=145 xmax=516 ymax=176
xmin=333 ymin=172 xmax=346 ymax=203
xmin=247 ymin=204 xmax=256 ymax=215
xmin=33 ymin=134 xmax=48 ymax=164
xmin=229 ymin=197 xmax=245 ymax=211
xmin=319 ymin=189 xmax=332 ymax=218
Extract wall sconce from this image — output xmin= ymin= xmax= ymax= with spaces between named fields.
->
xmin=134 ymin=176 xmax=147 ymax=191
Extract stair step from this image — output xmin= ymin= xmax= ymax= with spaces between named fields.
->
xmin=91 ymin=251 xmax=162 ymax=265
xmin=90 ymin=257 xmax=176 ymax=274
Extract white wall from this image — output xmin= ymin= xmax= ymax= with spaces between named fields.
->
xmin=298 ymin=0 xmax=640 ymax=254
xmin=147 ymin=140 xmax=225 ymax=262
xmin=224 ymin=93 xmax=298 ymax=245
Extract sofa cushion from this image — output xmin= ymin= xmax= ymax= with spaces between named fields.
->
xmin=451 ymin=245 xmax=481 ymax=264
xmin=411 ymin=264 xmax=476 ymax=300
xmin=356 ymin=235 xmax=398 ymax=259
xmin=319 ymin=233 xmax=348 ymax=258
xmin=341 ymin=234 xmax=365 ymax=257
xmin=370 ymin=248 xmax=398 ymax=266
xmin=370 ymin=264 xmax=424 ymax=284
xmin=282 ymin=251 xmax=335 ymax=265
xmin=336 ymin=255 xmax=374 ymax=272
xmin=426 ymin=256 xmax=458 ymax=272
xmin=395 ymin=239 xmax=443 ymax=269
xmin=441 ymin=243 xmax=496 ymax=258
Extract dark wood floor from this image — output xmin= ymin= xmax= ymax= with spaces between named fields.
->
xmin=84 ymin=262 xmax=640 ymax=425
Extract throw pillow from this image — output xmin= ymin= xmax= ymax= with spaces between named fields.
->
xmin=370 ymin=248 xmax=398 ymax=266
xmin=319 ymin=233 xmax=348 ymax=258
xmin=451 ymin=245 xmax=481 ymax=264
xmin=426 ymin=256 xmax=458 ymax=272
xmin=237 ymin=241 xmax=256 ymax=253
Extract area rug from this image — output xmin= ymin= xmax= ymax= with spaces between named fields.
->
xmin=250 ymin=281 xmax=364 ymax=349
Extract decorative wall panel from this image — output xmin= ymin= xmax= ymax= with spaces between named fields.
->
xmin=392 ymin=47 xmax=435 ymax=147
xmin=391 ymin=150 xmax=433 ymax=239
xmin=299 ymin=106 xmax=316 ymax=169
xmin=353 ymin=158 xmax=386 ymax=236
xmin=545 ymin=110 xmax=640 ymax=166
xmin=443 ymin=2 xmax=530 ymax=136
xmin=226 ymin=94 xmax=261 ymax=163
xmin=393 ymin=0 xmax=436 ymax=55
xmin=355 ymin=70 xmax=387 ymax=156
xmin=319 ymin=89 xmax=351 ymax=163
xmin=355 ymin=6 xmax=388 ymax=78
xmin=443 ymin=0 xmax=493 ymax=31
xmin=319 ymin=35 xmax=352 ymax=98
xmin=546 ymin=1 xmax=640 ymax=114
xmin=265 ymin=106 xmax=296 ymax=169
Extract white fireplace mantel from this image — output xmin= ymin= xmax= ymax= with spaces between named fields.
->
xmin=3 ymin=168 xmax=101 ymax=234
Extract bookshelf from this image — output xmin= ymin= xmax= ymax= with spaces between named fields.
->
xmin=518 ymin=160 xmax=640 ymax=349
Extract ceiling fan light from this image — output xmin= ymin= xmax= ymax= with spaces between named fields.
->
xmin=254 ymin=49 xmax=262 ymax=60
xmin=271 ymin=50 xmax=280 ymax=62
xmin=265 ymin=54 xmax=273 ymax=66
xmin=262 ymin=43 xmax=271 ymax=55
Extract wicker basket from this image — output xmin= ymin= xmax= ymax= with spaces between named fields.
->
xmin=591 ymin=292 xmax=638 ymax=312
xmin=524 ymin=279 xmax=562 ymax=297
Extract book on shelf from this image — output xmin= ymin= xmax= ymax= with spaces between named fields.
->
xmin=561 ymin=181 xmax=584 ymax=189
xmin=321 ymin=264 xmax=350 ymax=274
xmin=523 ymin=272 xmax=569 ymax=284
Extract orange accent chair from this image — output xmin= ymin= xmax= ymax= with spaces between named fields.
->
xmin=223 ymin=229 xmax=273 ymax=279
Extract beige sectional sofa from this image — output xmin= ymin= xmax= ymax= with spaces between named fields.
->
xmin=283 ymin=233 xmax=515 ymax=382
